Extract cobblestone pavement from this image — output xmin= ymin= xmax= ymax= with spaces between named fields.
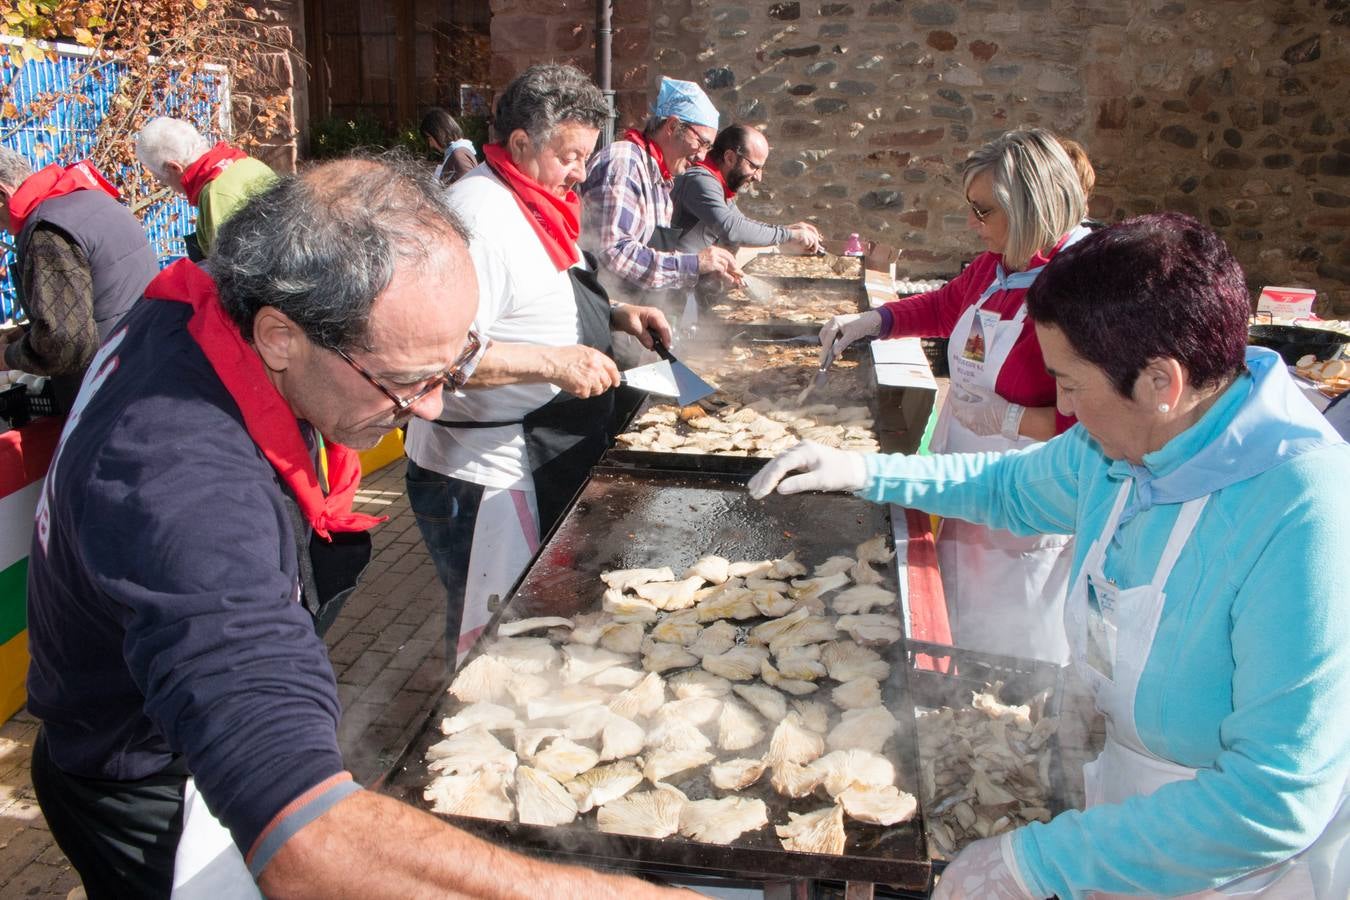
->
xmin=0 ymin=459 xmax=448 ymax=896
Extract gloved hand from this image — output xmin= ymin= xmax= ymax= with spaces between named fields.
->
xmin=817 ymin=309 xmax=883 ymax=367
xmin=932 ymin=833 xmax=1039 ymax=900
xmin=950 ymin=385 xmax=1025 ymax=439
xmin=747 ymin=441 xmax=869 ymax=499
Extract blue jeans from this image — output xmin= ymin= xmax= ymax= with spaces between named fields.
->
xmin=404 ymin=459 xmax=485 ymax=649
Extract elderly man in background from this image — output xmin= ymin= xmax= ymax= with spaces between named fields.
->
xmin=580 ymin=76 xmax=741 ymax=323
xmin=0 ymin=148 xmax=158 ymax=409
xmin=26 ymin=156 xmax=689 ymax=900
xmin=670 ymin=123 xmax=821 ymax=254
xmin=405 ymin=63 xmax=673 ymax=660
xmin=135 ymin=117 xmax=275 ymax=258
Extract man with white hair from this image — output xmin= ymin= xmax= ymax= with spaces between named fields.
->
xmin=0 ymin=147 xmax=158 ymax=408
xmin=580 ymin=76 xmax=741 ymax=313
xmin=135 ymin=117 xmax=275 ymax=257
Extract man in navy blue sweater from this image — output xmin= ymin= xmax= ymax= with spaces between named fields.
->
xmin=24 ymin=158 xmax=690 ymax=899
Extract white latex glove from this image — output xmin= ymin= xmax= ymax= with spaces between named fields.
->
xmin=950 ymin=385 xmax=1025 ymax=439
xmin=747 ymin=441 xmax=868 ymax=499
xmin=817 ymin=309 xmax=883 ymax=367
xmin=932 ymin=833 xmax=1039 ymax=900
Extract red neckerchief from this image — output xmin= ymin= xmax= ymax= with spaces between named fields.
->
xmin=180 ymin=142 xmax=247 ymax=206
xmin=622 ymin=128 xmax=672 ymax=182
xmin=145 ymin=260 xmax=386 ymax=540
xmin=7 ymin=161 xmax=119 ymax=236
xmin=482 ymin=143 xmax=581 ymax=272
xmin=695 ymin=157 xmax=735 ymax=200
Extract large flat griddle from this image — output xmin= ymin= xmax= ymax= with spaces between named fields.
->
xmin=606 ymin=323 xmax=880 ymax=476
xmin=384 ymin=467 xmax=931 ymax=891
xmin=697 ymin=272 xmax=867 ymax=330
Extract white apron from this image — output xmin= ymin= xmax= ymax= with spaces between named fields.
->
xmin=1067 ymin=482 xmax=1349 ymax=899
xmin=170 ymin=778 xmax=260 ymax=898
xmin=930 ymin=236 xmax=1087 ymax=663
xmin=455 ymin=487 xmax=540 ymax=663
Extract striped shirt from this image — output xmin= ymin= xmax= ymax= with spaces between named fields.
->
xmin=580 ymin=139 xmax=699 ymax=297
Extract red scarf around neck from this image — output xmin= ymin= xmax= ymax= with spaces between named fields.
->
xmin=482 ymin=143 xmax=581 ymax=272
xmin=180 ymin=142 xmax=247 ymax=206
xmin=695 ymin=157 xmax=735 ymax=200
xmin=622 ymin=128 xmax=672 ymax=182
xmin=145 ymin=260 xmax=386 ymax=540
xmin=7 ymin=161 xmax=119 ymax=237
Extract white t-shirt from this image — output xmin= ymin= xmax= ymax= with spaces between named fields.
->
xmin=404 ymin=165 xmax=585 ymax=490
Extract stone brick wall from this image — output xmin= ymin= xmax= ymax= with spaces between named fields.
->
xmin=239 ymin=1 xmax=305 ymax=173
xmin=488 ymin=0 xmax=653 ymax=129
xmin=490 ymin=0 xmax=1350 ymax=315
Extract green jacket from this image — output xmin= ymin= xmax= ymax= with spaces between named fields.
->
xmin=196 ymin=156 xmax=276 ymax=254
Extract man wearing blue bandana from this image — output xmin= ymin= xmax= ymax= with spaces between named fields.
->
xmin=581 ymin=76 xmax=742 ymax=314
xmin=751 ymin=213 xmax=1350 ymax=899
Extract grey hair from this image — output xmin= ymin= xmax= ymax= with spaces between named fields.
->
xmin=493 ymin=63 xmax=607 ymax=147
xmin=642 ymin=114 xmax=675 ymax=137
xmin=209 ymin=153 xmax=469 ymax=352
xmin=0 ymin=146 xmax=33 ymax=188
xmin=135 ymin=117 xmax=212 ymax=181
xmin=963 ymin=127 xmax=1086 ymax=271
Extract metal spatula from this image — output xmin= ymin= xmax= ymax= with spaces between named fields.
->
xmin=796 ymin=340 xmax=837 ymax=406
xmin=742 ymin=274 xmax=775 ymax=303
xmin=649 ymin=333 xmax=717 ymax=407
xmin=620 ymin=359 xmax=681 ymax=397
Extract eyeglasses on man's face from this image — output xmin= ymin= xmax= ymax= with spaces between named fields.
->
xmin=733 ymin=149 xmax=764 ymax=174
xmin=334 ymin=329 xmax=482 ymax=413
xmin=680 ymin=122 xmax=713 ymax=153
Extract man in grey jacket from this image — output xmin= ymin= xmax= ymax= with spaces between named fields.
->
xmin=669 ymin=124 xmax=821 ymax=254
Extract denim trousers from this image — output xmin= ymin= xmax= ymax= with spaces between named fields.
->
xmin=404 ymin=459 xmax=486 ymax=649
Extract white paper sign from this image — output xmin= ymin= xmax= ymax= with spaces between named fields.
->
xmin=1257 ymin=286 xmax=1317 ymax=318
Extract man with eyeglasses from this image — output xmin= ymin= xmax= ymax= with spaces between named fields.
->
xmin=404 ymin=64 xmax=673 ymax=664
xmin=25 ymin=157 xmax=689 ymax=900
xmin=670 ymin=124 xmax=822 ymax=255
xmin=580 ymin=76 xmax=742 ymax=320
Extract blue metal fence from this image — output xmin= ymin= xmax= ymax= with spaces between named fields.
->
xmin=0 ymin=41 xmax=228 ymax=320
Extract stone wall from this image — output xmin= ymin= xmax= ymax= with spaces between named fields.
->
xmin=239 ymin=1 xmax=305 ymax=173
xmin=488 ymin=0 xmax=653 ymax=129
xmin=491 ymin=0 xmax=1350 ymax=316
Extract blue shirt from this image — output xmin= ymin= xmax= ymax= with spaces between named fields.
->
xmin=861 ymin=351 xmax=1350 ymax=897
xmin=25 ymin=298 xmax=347 ymax=857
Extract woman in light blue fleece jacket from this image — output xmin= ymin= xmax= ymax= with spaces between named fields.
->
xmin=750 ymin=213 xmax=1350 ymax=899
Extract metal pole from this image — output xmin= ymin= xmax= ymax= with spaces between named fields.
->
xmin=595 ymin=0 xmax=616 ymax=147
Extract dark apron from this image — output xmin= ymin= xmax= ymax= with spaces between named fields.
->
xmin=436 ymin=253 xmax=616 ymax=538
xmin=522 ymin=258 xmax=616 ymax=535
xmin=281 ymin=494 xmax=372 ymax=636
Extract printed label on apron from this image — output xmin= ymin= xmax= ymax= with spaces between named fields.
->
xmin=1085 ymin=575 xmax=1119 ymax=681
xmin=961 ymin=310 xmax=988 ymax=362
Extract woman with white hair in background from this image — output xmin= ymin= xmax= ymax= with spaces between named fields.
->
xmin=818 ymin=127 xmax=1089 ymax=664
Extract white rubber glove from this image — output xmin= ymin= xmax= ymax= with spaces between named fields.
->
xmin=950 ymin=385 xmax=1025 ymax=439
xmin=817 ymin=309 xmax=883 ymax=367
xmin=932 ymin=833 xmax=1039 ymax=900
xmin=747 ymin=441 xmax=868 ymax=499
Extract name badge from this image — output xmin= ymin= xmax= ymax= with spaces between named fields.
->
xmin=1085 ymin=574 xmax=1119 ymax=681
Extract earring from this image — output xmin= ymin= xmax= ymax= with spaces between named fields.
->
xmin=1158 ymin=402 xmax=1171 ymax=413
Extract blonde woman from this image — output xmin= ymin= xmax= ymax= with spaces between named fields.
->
xmin=819 ymin=127 xmax=1088 ymax=663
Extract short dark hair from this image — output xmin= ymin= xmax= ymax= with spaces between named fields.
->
xmin=1026 ymin=212 xmax=1249 ymax=397
xmin=210 ymin=155 xmax=469 ymax=353
xmin=420 ymin=108 xmax=463 ymax=147
xmin=493 ymin=63 xmax=607 ymax=146
xmin=710 ymin=123 xmax=753 ymax=161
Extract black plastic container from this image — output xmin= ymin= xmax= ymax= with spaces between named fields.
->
xmin=1247 ymin=324 xmax=1346 ymax=364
